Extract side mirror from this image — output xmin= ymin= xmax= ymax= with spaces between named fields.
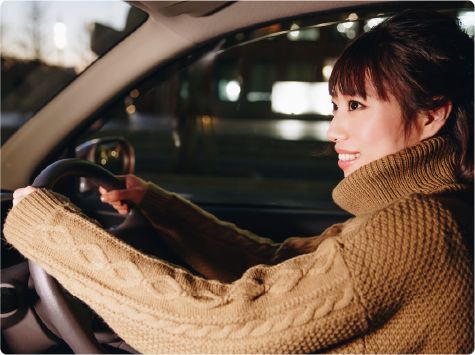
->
xmin=75 ymin=137 xmax=135 ymax=192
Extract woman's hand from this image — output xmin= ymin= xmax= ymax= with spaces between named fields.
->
xmin=99 ymin=174 xmax=148 ymax=215
xmin=12 ymin=186 xmax=38 ymax=207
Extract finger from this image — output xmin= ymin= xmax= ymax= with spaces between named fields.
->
xmin=118 ymin=207 xmax=129 ymax=215
xmin=103 ymin=197 xmax=130 ymax=213
xmin=12 ymin=186 xmax=37 ymax=207
xmin=101 ymin=189 xmax=139 ymax=204
xmin=13 ymin=188 xmax=25 ymax=199
xmin=13 ymin=186 xmax=36 ymax=199
xmin=108 ymin=199 xmax=125 ymax=209
xmin=109 ymin=201 xmax=125 ymax=208
xmin=100 ymin=190 xmax=125 ymax=203
xmin=112 ymin=204 xmax=129 ymax=214
xmin=98 ymin=185 xmax=120 ymax=194
xmin=112 ymin=200 xmax=131 ymax=210
xmin=24 ymin=186 xmax=37 ymax=194
xmin=98 ymin=186 xmax=108 ymax=195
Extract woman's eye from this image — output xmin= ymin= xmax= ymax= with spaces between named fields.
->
xmin=349 ymin=101 xmax=362 ymax=110
xmin=332 ymin=102 xmax=338 ymax=111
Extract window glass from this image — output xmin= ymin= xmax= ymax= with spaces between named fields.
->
xmin=1 ymin=1 xmax=147 ymax=144
xmin=81 ymin=4 xmax=473 ymax=210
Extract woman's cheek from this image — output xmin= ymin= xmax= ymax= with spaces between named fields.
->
xmin=348 ymin=123 xmax=386 ymax=170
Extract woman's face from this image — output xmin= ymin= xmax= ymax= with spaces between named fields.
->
xmin=327 ymin=86 xmax=418 ymax=177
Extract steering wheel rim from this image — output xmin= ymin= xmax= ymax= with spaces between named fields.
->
xmin=30 ymin=158 xmax=136 ymax=354
xmin=33 ymin=159 xmax=128 ymax=198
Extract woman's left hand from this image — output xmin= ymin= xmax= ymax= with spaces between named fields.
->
xmin=12 ymin=186 xmax=38 ymax=207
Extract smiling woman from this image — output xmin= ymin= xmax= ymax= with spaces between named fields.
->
xmin=3 ymin=6 xmax=474 ymax=355
xmin=328 ymin=9 xmax=473 ymax=180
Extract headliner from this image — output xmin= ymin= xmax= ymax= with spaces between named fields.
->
xmin=129 ymin=1 xmax=384 ymax=44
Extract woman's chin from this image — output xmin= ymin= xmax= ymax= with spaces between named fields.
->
xmin=338 ymin=157 xmax=361 ymax=177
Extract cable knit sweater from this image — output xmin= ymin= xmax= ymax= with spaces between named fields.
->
xmin=4 ymin=136 xmax=474 ymax=354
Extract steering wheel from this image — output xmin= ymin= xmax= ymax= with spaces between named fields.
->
xmin=28 ymin=158 xmax=181 ymax=354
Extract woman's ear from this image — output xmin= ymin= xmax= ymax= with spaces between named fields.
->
xmin=420 ymin=101 xmax=452 ymax=140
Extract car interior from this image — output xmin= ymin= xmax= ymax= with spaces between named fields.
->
xmin=1 ymin=1 xmax=472 ymax=353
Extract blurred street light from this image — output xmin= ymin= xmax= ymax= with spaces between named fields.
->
xmin=54 ymin=21 xmax=67 ymax=66
xmin=272 ymin=81 xmax=333 ymax=116
xmin=53 ymin=22 xmax=67 ymax=50
xmin=218 ymin=80 xmax=241 ymax=101
xmin=458 ymin=10 xmax=474 ymax=36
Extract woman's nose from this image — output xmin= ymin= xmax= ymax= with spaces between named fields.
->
xmin=327 ymin=115 xmax=349 ymax=142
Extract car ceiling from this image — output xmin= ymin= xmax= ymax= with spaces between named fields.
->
xmin=127 ymin=0 xmax=384 ymax=43
xmin=126 ymin=1 xmax=233 ymax=18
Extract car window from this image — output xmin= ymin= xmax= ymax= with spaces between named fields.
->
xmin=80 ymin=3 xmax=473 ymax=210
xmin=1 ymin=1 xmax=148 ymax=144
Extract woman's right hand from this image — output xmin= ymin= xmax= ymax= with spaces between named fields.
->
xmin=99 ymin=174 xmax=148 ymax=214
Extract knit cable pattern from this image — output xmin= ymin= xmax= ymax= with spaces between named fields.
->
xmin=3 ymin=136 xmax=473 ymax=353
xmin=4 ymin=189 xmax=368 ymax=353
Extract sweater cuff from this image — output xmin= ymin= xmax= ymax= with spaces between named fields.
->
xmin=7 ymin=188 xmax=73 ymax=224
xmin=4 ymin=189 xmax=76 ymax=245
xmin=137 ymin=182 xmax=176 ymax=214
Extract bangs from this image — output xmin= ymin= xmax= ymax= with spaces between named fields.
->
xmin=328 ymin=30 xmax=391 ymax=102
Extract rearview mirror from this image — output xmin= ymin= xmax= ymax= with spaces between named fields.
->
xmin=75 ymin=137 xmax=135 ymax=192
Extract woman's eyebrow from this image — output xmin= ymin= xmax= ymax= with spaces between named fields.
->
xmin=348 ymin=94 xmax=369 ymax=102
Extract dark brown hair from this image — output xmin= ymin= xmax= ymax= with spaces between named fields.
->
xmin=329 ymin=9 xmax=474 ymax=182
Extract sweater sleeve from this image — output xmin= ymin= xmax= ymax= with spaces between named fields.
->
xmin=4 ymin=189 xmax=368 ymax=354
xmin=136 ymin=183 xmax=343 ymax=282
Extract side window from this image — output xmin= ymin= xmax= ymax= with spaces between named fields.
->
xmin=79 ymin=6 xmax=473 ymax=209
xmin=82 ymin=17 xmax=364 ymax=208
xmin=81 ymin=18 xmax=355 ymax=209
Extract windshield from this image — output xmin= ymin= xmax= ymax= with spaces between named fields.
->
xmin=1 ymin=1 xmax=147 ymax=144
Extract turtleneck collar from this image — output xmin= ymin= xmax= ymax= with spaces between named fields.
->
xmin=333 ymin=136 xmax=462 ymax=216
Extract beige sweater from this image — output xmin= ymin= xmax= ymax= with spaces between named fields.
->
xmin=4 ymin=136 xmax=473 ymax=354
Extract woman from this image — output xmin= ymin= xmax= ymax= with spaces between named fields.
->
xmin=6 ymin=9 xmax=473 ymax=354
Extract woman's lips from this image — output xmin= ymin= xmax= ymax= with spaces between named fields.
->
xmin=335 ymin=149 xmax=361 ymax=171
